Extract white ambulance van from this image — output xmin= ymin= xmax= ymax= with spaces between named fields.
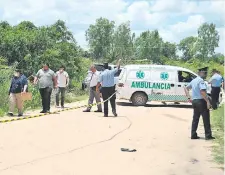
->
xmin=117 ymin=64 xmax=215 ymax=106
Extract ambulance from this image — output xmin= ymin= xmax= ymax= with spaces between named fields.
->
xmin=116 ymin=64 xmax=220 ymax=106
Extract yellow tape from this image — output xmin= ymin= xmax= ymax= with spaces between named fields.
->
xmin=0 ymin=91 xmax=117 ymax=124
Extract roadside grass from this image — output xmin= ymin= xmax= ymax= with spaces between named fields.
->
xmin=211 ymin=104 xmax=224 ymax=166
xmin=65 ymin=92 xmax=88 ymax=103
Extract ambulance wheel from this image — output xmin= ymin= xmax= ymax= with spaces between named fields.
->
xmin=131 ymin=92 xmax=148 ymax=106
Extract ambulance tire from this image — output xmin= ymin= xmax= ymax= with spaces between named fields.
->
xmin=131 ymin=92 xmax=148 ymax=106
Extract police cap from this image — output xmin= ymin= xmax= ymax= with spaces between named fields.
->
xmin=198 ymin=67 xmax=208 ymax=72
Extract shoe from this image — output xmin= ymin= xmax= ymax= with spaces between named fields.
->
xmin=94 ymin=110 xmax=102 ymax=113
xmin=104 ymin=114 xmax=108 ymax=117
xmin=7 ymin=112 xmax=13 ymax=117
xmin=55 ymin=105 xmax=60 ymax=108
xmin=18 ymin=114 xmax=23 ymax=117
xmin=112 ymin=111 xmax=118 ymax=117
xmin=83 ymin=109 xmax=91 ymax=112
xmin=205 ymin=136 xmax=215 ymax=140
xmin=46 ymin=110 xmax=50 ymax=113
xmin=40 ymin=110 xmax=46 ymax=113
xmin=191 ymin=136 xmax=200 ymax=139
xmin=61 ymin=106 xmax=64 ymax=109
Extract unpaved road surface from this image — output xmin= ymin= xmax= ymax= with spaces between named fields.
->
xmin=0 ymin=100 xmax=223 ymax=175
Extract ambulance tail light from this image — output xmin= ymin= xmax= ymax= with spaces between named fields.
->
xmin=118 ymin=83 xmax=124 ymax=87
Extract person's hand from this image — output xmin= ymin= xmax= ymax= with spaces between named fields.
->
xmin=187 ymin=97 xmax=192 ymax=103
xmin=188 ymin=99 xmax=192 ymax=103
xmin=207 ymin=101 xmax=211 ymax=109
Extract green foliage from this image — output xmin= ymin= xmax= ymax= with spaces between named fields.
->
xmin=164 ymin=59 xmax=224 ymax=77
xmin=178 ymin=36 xmax=197 ymax=60
xmin=196 ymin=23 xmax=219 ymax=59
xmin=0 ymin=68 xmax=14 ymax=116
xmin=85 ymin=17 xmax=115 ymax=60
xmin=211 ymin=105 xmax=224 ymax=165
xmin=86 ymin=18 xmax=222 ymax=64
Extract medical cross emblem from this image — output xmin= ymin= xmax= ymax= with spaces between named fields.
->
xmin=160 ymin=72 xmax=169 ymax=80
xmin=136 ymin=70 xmax=145 ymax=79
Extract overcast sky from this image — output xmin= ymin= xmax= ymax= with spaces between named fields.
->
xmin=0 ymin=0 xmax=224 ymax=53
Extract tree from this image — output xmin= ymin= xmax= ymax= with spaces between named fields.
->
xmin=113 ymin=21 xmax=135 ymax=63
xmin=85 ymin=17 xmax=115 ymax=60
xmin=196 ymin=23 xmax=219 ymax=60
xmin=178 ymin=36 xmax=197 ymax=60
xmin=134 ymin=30 xmax=163 ymax=63
xmin=162 ymin=42 xmax=177 ymax=59
xmin=0 ymin=20 xmax=83 ymax=79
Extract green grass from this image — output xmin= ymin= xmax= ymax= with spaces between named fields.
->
xmin=65 ymin=93 xmax=88 ymax=103
xmin=211 ymin=104 xmax=224 ymax=166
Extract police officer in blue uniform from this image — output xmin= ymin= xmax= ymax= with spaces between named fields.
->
xmin=96 ymin=59 xmax=121 ymax=117
xmin=209 ymin=69 xmax=223 ymax=110
xmin=184 ymin=67 xmax=215 ymax=140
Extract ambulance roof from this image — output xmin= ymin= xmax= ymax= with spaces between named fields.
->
xmin=123 ymin=64 xmax=196 ymax=74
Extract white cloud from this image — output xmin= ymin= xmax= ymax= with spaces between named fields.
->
xmin=117 ymin=1 xmax=167 ymax=29
xmin=170 ymin=15 xmax=205 ymax=37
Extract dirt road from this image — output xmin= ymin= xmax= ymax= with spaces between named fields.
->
xmin=0 ymin=100 xmax=223 ymax=175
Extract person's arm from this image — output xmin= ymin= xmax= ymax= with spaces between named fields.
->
xmin=208 ymin=76 xmax=213 ymax=84
xmin=22 ymin=77 xmax=28 ymax=93
xmin=199 ymin=81 xmax=211 ymax=109
xmin=33 ymin=70 xmax=40 ymax=84
xmin=51 ymin=71 xmax=57 ymax=88
xmin=96 ymin=74 xmax=103 ymax=92
xmin=66 ymin=73 xmax=69 ymax=87
xmin=184 ymin=82 xmax=192 ymax=101
xmin=52 ymin=75 xmax=57 ymax=88
xmin=111 ymin=59 xmax=122 ymax=74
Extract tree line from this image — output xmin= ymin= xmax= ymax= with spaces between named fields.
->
xmin=0 ymin=18 xmax=223 ymax=75
xmin=85 ymin=17 xmax=223 ymax=64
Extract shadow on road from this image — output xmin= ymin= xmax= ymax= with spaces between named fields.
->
xmin=117 ymin=102 xmax=192 ymax=109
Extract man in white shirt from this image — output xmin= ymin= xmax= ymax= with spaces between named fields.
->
xmin=55 ymin=65 xmax=69 ymax=108
xmin=83 ymin=65 xmax=102 ymax=112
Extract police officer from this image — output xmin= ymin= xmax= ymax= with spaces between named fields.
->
xmin=184 ymin=67 xmax=215 ymax=140
xmin=96 ymin=59 xmax=121 ymax=117
xmin=209 ymin=69 xmax=223 ymax=110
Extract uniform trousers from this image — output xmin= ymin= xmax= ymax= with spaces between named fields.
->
xmin=101 ymin=86 xmax=116 ymax=115
xmin=191 ymin=99 xmax=212 ymax=138
xmin=211 ymin=87 xmax=220 ymax=110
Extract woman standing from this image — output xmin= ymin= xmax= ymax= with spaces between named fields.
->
xmin=8 ymin=69 xmax=28 ymax=117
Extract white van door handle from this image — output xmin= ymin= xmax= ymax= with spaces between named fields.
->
xmin=178 ymin=85 xmax=181 ymax=87
xmin=171 ymin=84 xmax=175 ymax=87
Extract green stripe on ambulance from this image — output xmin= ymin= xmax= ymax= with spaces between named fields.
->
xmin=131 ymin=81 xmax=171 ymax=90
